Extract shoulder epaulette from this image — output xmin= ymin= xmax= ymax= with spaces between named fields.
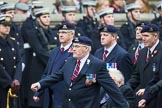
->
xmin=10 ymin=37 xmax=16 ymax=40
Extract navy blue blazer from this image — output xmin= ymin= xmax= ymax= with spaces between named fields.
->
xmin=94 ymin=44 xmax=134 ymax=82
xmin=39 ymin=54 xmax=128 ymax=108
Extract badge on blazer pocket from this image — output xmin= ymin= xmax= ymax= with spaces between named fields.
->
xmin=85 ymin=74 xmax=96 ymax=86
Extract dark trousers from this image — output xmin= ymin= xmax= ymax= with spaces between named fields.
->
xmin=0 ymin=88 xmax=8 ymax=108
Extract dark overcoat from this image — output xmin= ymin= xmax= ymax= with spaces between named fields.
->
xmin=39 ymin=55 xmax=128 ymax=108
xmin=0 ymin=36 xmax=22 ymax=108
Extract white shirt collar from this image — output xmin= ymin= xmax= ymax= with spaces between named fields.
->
xmin=61 ymin=42 xmax=72 ymax=51
xmin=104 ymin=42 xmax=117 ymax=54
xmin=149 ymin=39 xmax=159 ymax=53
xmin=79 ymin=54 xmax=89 ymax=71
xmin=139 ymin=43 xmax=144 ymax=49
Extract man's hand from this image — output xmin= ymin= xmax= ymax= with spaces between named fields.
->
xmin=136 ymin=89 xmax=145 ymax=96
xmin=31 ymin=83 xmax=39 ymax=92
xmin=138 ymin=99 xmax=146 ymax=108
xmin=11 ymin=80 xmax=20 ymax=93
xmin=33 ymin=96 xmax=40 ymax=102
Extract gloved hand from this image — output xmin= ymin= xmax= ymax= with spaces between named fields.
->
xmin=11 ymin=80 xmax=20 ymax=94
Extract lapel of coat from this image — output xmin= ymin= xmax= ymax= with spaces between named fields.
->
xmin=144 ymin=42 xmax=161 ymax=70
xmin=97 ymin=48 xmax=104 ymax=60
xmin=71 ymin=55 xmax=92 ymax=86
xmin=52 ymin=47 xmax=61 ymax=62
xmin=139 ymin=48 xmax=148 ymax=72
xmin=66 ymin=58 xmax=77 ymax=86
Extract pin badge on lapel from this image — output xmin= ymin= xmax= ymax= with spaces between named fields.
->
xmin=86 ymin=59 xmax=90 ymax=64
xmin=85 ymin=74 xmax=96 ymax=86
xmin=150 ymin=50 xmax=158 ymax=58
xmin=68 ymin=47 xmax=73 ymax=53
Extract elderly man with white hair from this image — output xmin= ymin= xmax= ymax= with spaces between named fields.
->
xmin=100 ymin=68 xmax=135 ymax=108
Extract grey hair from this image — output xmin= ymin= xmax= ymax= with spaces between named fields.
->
xmin=87 ymin=45 xmax=92 ymax=52
xmin=69 ymin=30 xmax=75 ymax=34
xmin=109 ymin=68 xmax=124 ymax=85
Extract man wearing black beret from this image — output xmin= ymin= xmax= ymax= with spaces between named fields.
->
xmin=128 ymin=23 xmax=162 ymax=108
xmin=31 ymin=36 xmax=129 ymax=108
xmin=52 ymin=5 xmax=85 ymax=38
xmin=94 ymin=25 xmax=134 ymax=82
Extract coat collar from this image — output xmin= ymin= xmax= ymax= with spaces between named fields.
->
xmin=144 ymin=41 xmax=162 ymax=69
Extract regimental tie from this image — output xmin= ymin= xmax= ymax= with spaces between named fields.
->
xmin=102 ymin=50 xmax=108 ymax=61
xmin=61 ymin=47 xmax=64 ymax=52
xmin=71 ymin=60 xmax=81 ymax=81
xmin=134 ymin=46 xmax=141 ymax=64
xmin=146 ymin=49 xmax=151 ymax=62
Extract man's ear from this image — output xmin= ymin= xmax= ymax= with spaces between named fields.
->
xmin=62 ymin=14 xmax=66 ymax=21
xmin=36 ymin=17 xmax=40 ymax=23
xmin=154 ymin=33 xmax=159 ymax=38
xmin=127 ymin=11 xmax=132 ymax=18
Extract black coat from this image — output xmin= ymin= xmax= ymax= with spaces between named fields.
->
xmin=141 ymin=41 xmax=162 ymax=108
xmin=10 ymin=23 xmax=25 ymax=62
xmin=21 ymin=19 xmax=58 ymax=107
xmin=128 ymin=41 xmax=162 ymax=108
xmin=0 ymin=36 xmax=22 ymax=108
xmin=120 ymin=21 xmax=136 ymax=51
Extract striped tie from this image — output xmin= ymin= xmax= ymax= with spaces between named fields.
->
xmin=102 ymin=50 xmax=108 ymax=61
xmin=134 ymin=46 xmax=141 ymax=64
xmin=61 ymin=48 xmax=64 ymax=52
xmin=146 ymin=50 xmax=151 ymax=62
xmin=71 ymin=60 xmax=81 ymax=81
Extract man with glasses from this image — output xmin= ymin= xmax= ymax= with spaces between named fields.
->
xmin=53 ymin=5 xmax=85 ymax=38
xmin=31 ymin=36 xmax=129 ymax=108
xmin=33 ymin=22 xmax=75 ymax=108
